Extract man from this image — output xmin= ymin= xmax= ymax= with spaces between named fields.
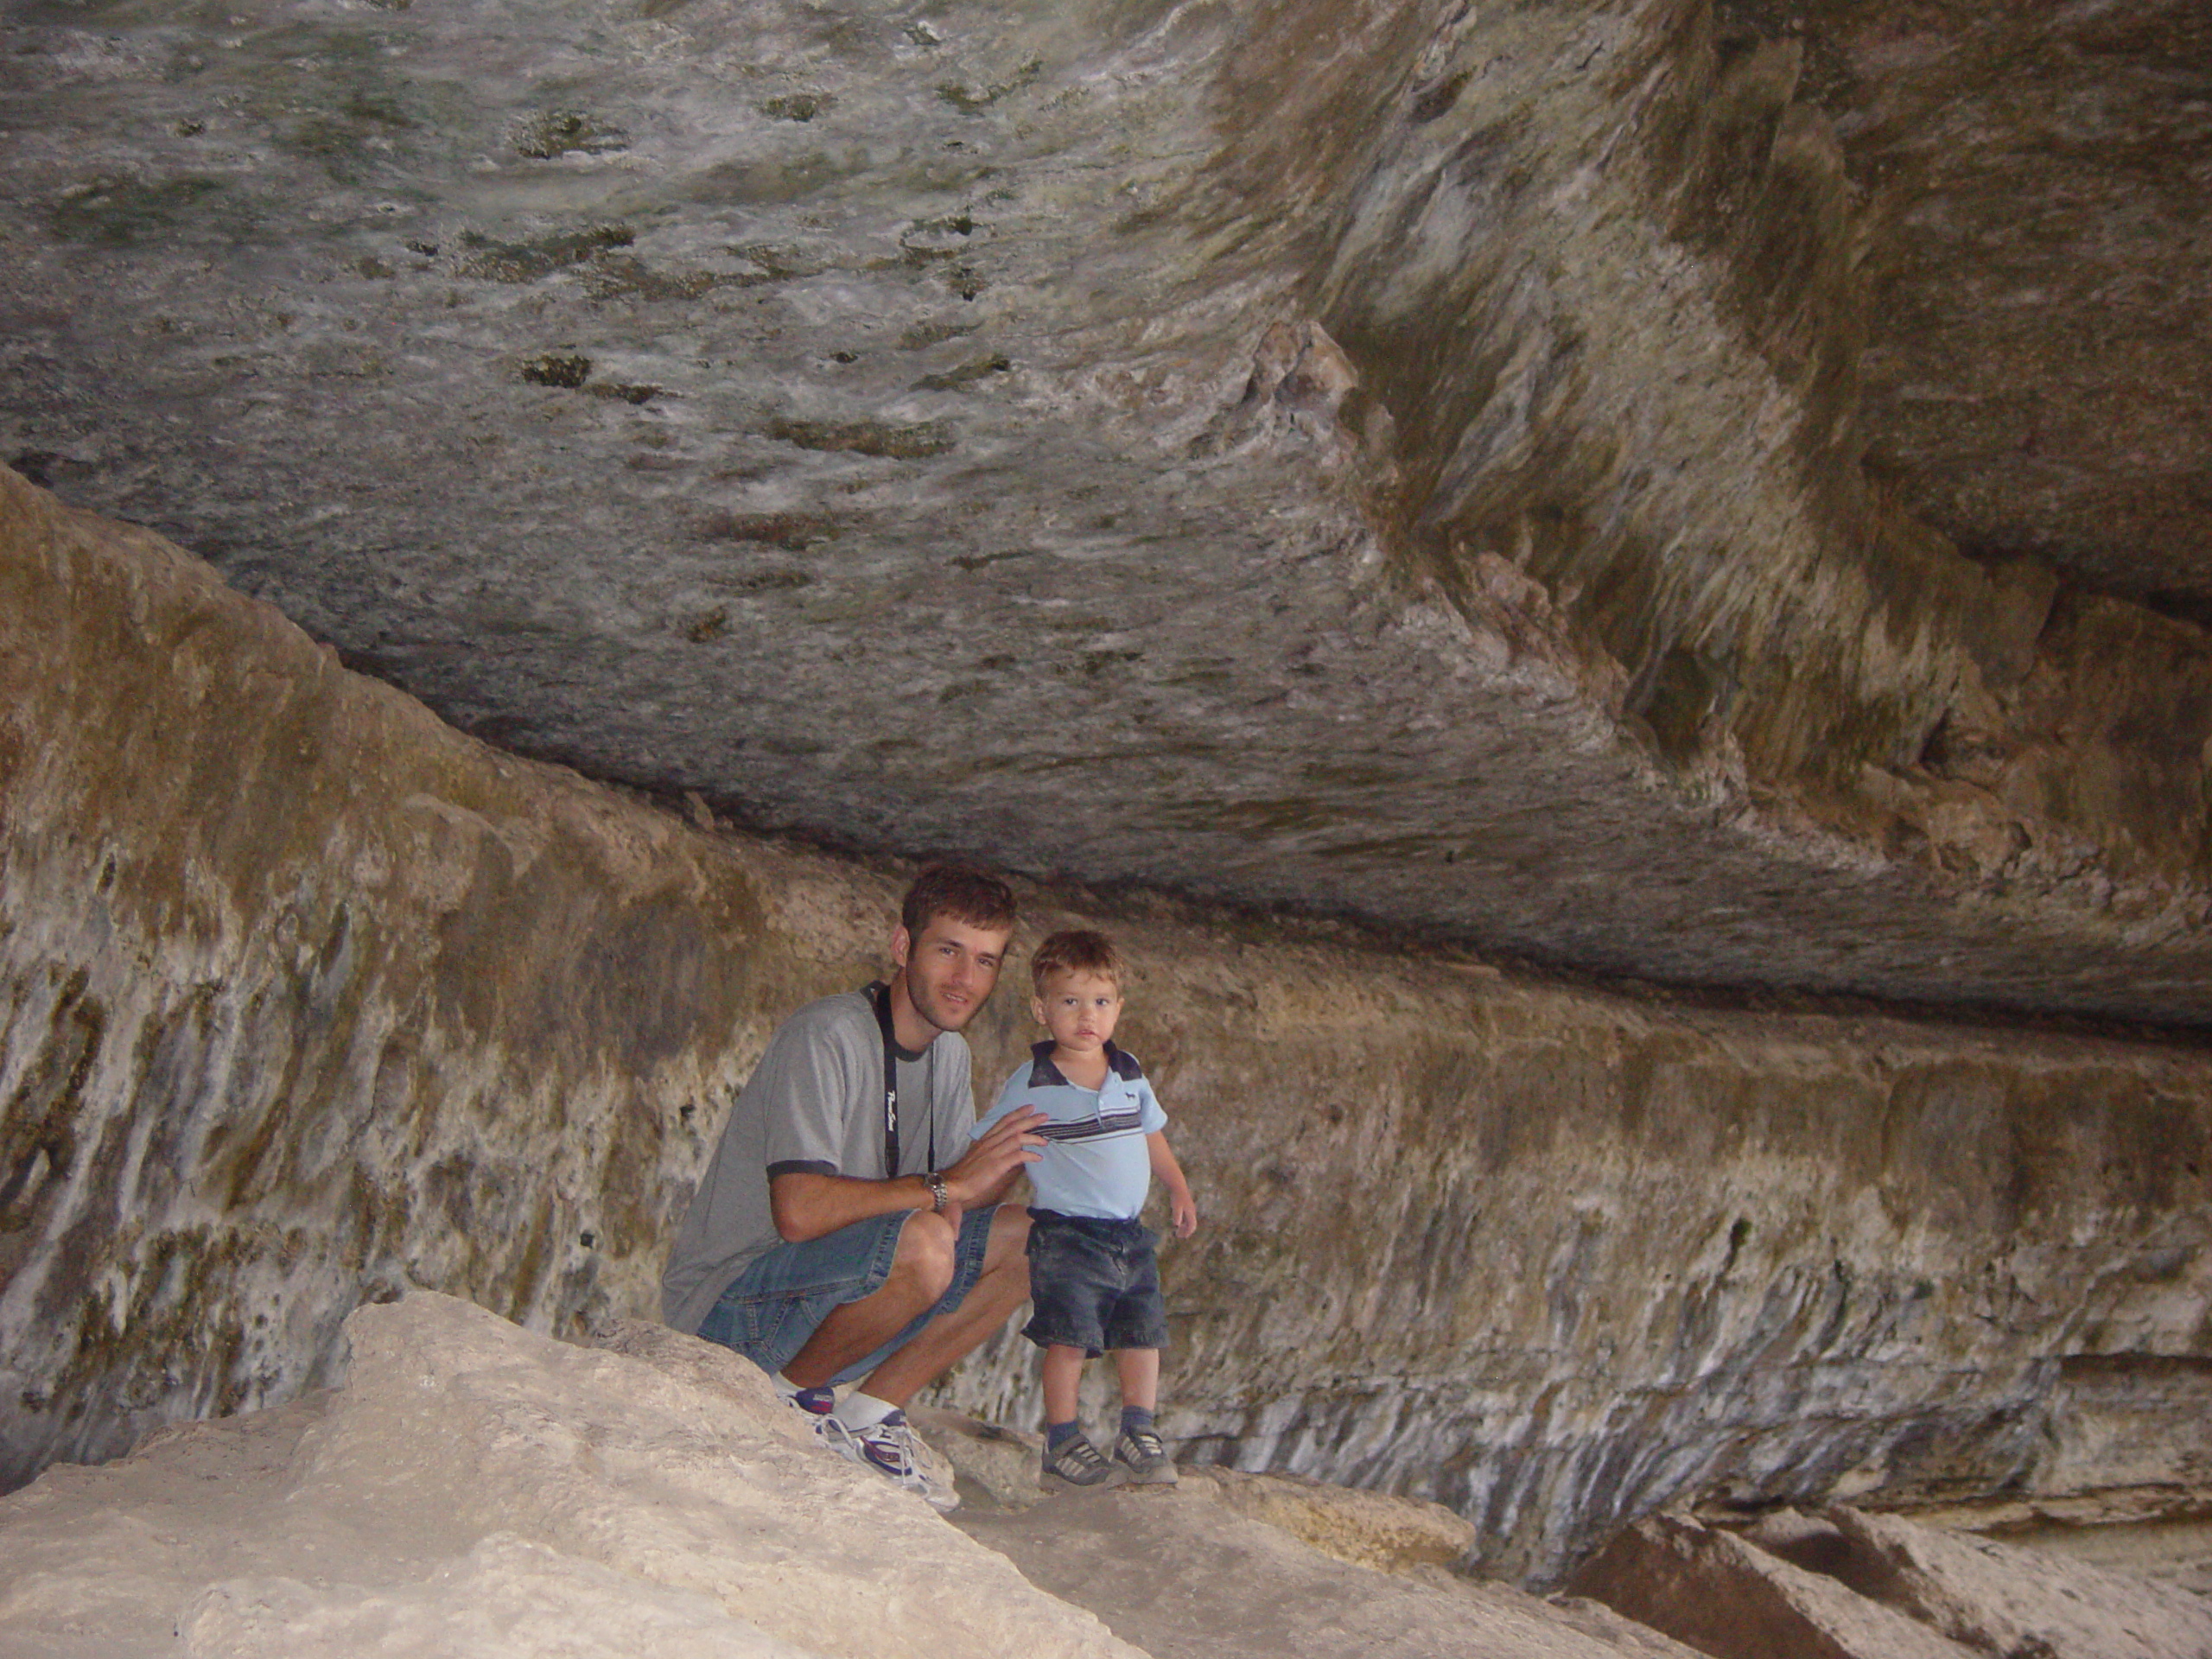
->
xmin=661 ymin=865 xmax=1046 ymax=1510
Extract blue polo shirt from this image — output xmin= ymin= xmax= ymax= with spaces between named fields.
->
xmin=977 ymin=1042 xmax=1167 ymax=1220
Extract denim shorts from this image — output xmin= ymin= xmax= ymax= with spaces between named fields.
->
xmin=1021 ymin=1210 xmax=1167 ymax=1357
xmin=696 ymin=1205 xmax=996 ymax=1386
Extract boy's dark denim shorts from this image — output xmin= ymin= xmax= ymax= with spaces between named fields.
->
xmin=1021 ymin=1209 xmax=1168 ymax=1357
xmin=695 ymin=1205 xmax=996 ymax=1386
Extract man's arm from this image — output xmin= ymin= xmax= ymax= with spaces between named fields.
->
xmin=770 ymin=1105 xmax=1047 ymax=1242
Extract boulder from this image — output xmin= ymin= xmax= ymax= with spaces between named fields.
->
xmin=1820 ymin=1505 xmax=2212 ymax=1659
xmin=0 ymin=1292 xmax=1140 ymax=1659
xmin=1564 ymin=1511 xmax=1980 ymax=1659
xmin=1571 ymin=1504 xmax=2212 ymax=1659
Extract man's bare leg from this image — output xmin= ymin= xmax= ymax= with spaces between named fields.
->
xmin=780 ymin=1212 xmax=957 ymax=1391
xmin=857 ymin=1205 xmax=1031 ymax=1408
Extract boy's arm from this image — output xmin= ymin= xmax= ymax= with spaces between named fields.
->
xmin=1147 ymin=1131 xmax=1198 ymax=1237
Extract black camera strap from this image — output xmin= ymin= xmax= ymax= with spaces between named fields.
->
xmin=869 ymin=981 xmax=937 ymax=1178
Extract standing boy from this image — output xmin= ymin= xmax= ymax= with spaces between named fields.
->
xmin=975 ymin=928 xmax=1198 ymax=1491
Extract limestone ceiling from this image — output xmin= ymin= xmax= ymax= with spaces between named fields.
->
xmin=1769 ymin=0 xmax=2212 ymax=616
xmin=6 ymin=0 xmax=2212 ymax=1026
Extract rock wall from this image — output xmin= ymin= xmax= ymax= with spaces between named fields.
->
xmin=1 ymin=466 xmax=826 ymax=1484
xmin=4 ymin=468 xmax=2209 ymax=1583
xmin=1102 ymin=969 xmax=2212 ymax=1582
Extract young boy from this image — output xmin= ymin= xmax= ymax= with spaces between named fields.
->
xmin=975 ymin=929 xmax=1198 ymax=1491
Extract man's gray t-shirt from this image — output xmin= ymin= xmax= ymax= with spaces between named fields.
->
xmin=660 ymin=988 xmax=976 ymax=1337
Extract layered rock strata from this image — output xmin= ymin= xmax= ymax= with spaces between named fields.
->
xmin=3 ymin=474 xmax=2209 ymax=1584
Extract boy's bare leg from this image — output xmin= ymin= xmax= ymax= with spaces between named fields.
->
xmin=1041 ymin=1341 xmax=1088 ymax=1426
xmin=782 ymin=1211 xmax=958 ymax=1391
xmin=1114 ymin=1346 xmax=1160 ymax=1413
xmin=857 ymin=1205 xmax=1033 ymax=1408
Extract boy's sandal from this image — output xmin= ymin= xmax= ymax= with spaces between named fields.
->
xmin=1041 ymin=1433 xmax=1128 ymax=1491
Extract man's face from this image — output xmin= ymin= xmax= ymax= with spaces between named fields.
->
xmin=892 ymin=913 xmax=1012 ymax=1036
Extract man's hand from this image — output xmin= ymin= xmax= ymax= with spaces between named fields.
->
xmin=768 ymin=1109 xmax=1045 ymax=1242
xmin=942 ymin=1105 xmax=1046 ymax=1207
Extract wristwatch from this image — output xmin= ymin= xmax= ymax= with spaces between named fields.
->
xmin=926 ymin=1171 xmax=950 ymax=1214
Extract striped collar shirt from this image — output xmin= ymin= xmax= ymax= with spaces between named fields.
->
xmin=979 ymin=1041 xmax=1168 ymax=1220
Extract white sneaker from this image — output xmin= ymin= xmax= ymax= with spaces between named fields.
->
xmin=903 ymin=1421 xmax=960 ymax=1506
xmin=823 ymin=1408 xmax=959 ymax=1513
xmin=785 ymin=1385 xmax=837 ymax=1437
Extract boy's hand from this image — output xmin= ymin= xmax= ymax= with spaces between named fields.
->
xmin=944 ymin=1105 xmax=1046 ymax=1207
xmin=1168 ymin=1187 xmax=1198 ymax=1238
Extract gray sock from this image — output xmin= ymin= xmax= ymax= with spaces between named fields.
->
xmin=1046 ymin=1420 xmax=1082 ymax=1452
xmin=1120 ymin=1406 xmax=1154 ymax=1436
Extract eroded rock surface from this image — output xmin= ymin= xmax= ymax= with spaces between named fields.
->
xmin=918 ymin=1403 xmax=1480 ymax=1575
xmin=19 ymin=1306 xmax=2195 ymax=1659
xmin=4 ymin=0 xmax=2212 ymax=1021
xmin=2 ymin=467 xmax=800 ymax=1485
xmin=5 ymin=475 xmax=2211 ymax=1586
xmin=0 ymin=1289 xmax=1897 ymax=1659
xmin=1789 ymin=0 xmax=2212 ymax=609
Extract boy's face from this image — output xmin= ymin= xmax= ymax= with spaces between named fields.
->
xmin=1033 ymin=969 xmax=1123 ymax=1058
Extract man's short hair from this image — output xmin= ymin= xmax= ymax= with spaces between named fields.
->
xmin=1030 ymin=928 xmax=1125 ymax=994
xmin=900 ymin=864 xmax=1018 ymax=939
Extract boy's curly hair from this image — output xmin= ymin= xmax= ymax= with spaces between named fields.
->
xmin=1029 ymin=928 xmax=1125 ymax=994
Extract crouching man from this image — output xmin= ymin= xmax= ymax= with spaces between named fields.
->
xmin=660 ymin=866 xmax=1046 ymax=1510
